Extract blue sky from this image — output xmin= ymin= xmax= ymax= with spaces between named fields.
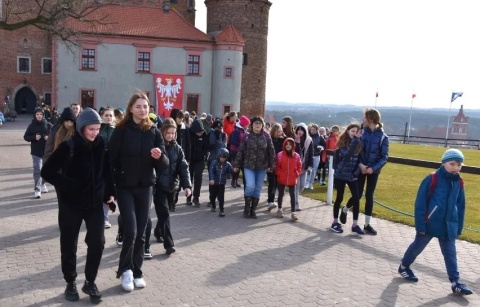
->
xmin=196 ymin=0 xmax=480 ymax=109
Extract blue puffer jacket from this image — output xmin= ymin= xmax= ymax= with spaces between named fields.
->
xmin=209 ymin=153 xmax=234 ymax=185
xmin=359 ymin=127 xmax=389 ymax=173
xmin=334 ymin=137 xmax=361 ymax=182
xmin=414 ymin=166 xmax=465 ymax=240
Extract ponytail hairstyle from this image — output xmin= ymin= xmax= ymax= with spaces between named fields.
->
xmin=364 ymin=108 xmax=383 ymax=129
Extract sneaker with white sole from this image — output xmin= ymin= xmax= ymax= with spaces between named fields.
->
xmin=41 ymin=184 xmax=48 ymax=193
xmin=276 ymin=208 xmax=284 ymax=218
xmin=398 ymin=265 xmax=418 ymax=282
xmin=267 ymin=202 xmax=277 ymax=211
xmin=144 ymin=246 xmax=153 ymax=259
xmin=330 ymin=222 xmax=343 ymax=233
xmin=104 ymin=221 xmax=111 ymax=229
xmin=451 ymin=282 xmax=473 ymax=295
xmin=121 ymin=270 xmax=134 ymax=292
xmin=34 ymin=191 xmax=41 ymax=199
xmin=295 ymin=204 xmax=301 ymax=211
xmin=291 ymin=213 xmax=298 ymax=221
xmin=134 ymin=278 xmax=146 ymax=288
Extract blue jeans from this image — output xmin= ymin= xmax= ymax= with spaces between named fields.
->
xmin=401 ymin=233 xmax=459 ymax=283
xmin=243 ymin=168 xmax=266 ymax=199
xmin=32 ymin=155 xmax=45 ymax=192
xmin=308 ymin=156 xmax=321 ymax=185
xmin=295 ymin=171 xmax=308 ymax=205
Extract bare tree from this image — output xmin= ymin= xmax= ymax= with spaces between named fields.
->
xmin=0 ymin=0 xmax=112 ymax=42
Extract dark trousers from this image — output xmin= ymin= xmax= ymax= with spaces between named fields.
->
xmin=277 ymin=185 xmax=296 ymax=212
xmin=317 ymin=161 xmax=327 ymax=181
xmin=153 ymin=189 xmax=174 ymax=248
xmin=209 ymin=184 xmax=225 ymax=211
xmin=58 ymin=203 xmax=105 ymax=283
xmin=267 ymin=172 xmax=277 ymax=203
xmin=189 ymin=160 xmax=205 ymax=200
xmin=333 ymin=178 xmax=360 ymax=220
xmin=116 ymin=186 xmax=152 ymax=279
xmin=346 ymin=173 xmax=380 ymax=217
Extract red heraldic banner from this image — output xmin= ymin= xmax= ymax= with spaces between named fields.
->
xmin=154 ymin=74 xmax=184 ymax=118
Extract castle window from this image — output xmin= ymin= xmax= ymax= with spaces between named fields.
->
xmin=223 ymin=104 xmax=232 ymax=114
xmin=187 ymin=55 xmax=200 ymax=75
xmin=42 ymin=58 xmax=52 ymax=74
xmin=243 ymin=53 xmax=248 ymax=66
xmin=44 ymin=93 xmax=52 ymax=105
xmin=81 ymin=48 xmax=96 ymax=70
xmin=225 ymin=67 xmax=233 ymax=78
xmin=137 ymin=52 xmax=151 ymax=73
xmin=187 ymin=94 xmax=199 ymax=113
xmin=80 ymin=89 xmax=95 ymax=109
xmin=17 ymin=56 xmax=31 ymax=73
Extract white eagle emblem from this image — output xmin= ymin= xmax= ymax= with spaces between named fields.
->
xmin=156 ymin=77 xmax=182 ymax=111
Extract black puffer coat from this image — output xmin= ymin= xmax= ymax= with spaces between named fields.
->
xmin=155 ymin=140 xmax=192 ymax=193
xmin=109 ymin=120 xmax=169 ymax=189
xmin=23 ymin=110 xmax=52 ymax=157
xmin=41 ymin=134 xmax=115 ymax=210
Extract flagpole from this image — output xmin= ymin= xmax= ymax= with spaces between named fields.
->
xmin=445 ymin=101 xmax=453 ymax=147
xmin=407 ymin=92 xmax=414 ymax=143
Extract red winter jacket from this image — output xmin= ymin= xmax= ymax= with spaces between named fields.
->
xmin=322 ymin=134 xmax=339 ymax=163
xmin=275 ymin=138 xmax=302 ymax=186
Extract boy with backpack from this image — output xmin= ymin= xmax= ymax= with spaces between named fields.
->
xmin=398 ymin=149 xmax=472 ymax=295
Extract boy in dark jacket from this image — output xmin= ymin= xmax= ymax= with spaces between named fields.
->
xmin=150 ymin=119 xmax=192 ymax=255
xmin=398 ymin=149 xmax=472 ymax=295
xmin=208 ymin=148 xmax=234 ymax=216
xmin=24 ymin=107 xmax=52 ymax=198
xmin=41 ymin=108 xmax=116 ymax=303
xmin=188 ymin=119 xmax=208 ymax=206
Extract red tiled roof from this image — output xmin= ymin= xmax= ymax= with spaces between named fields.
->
xmin=66 ymin=5 xmax=211 ymax=42
xmin=215 ymin=25 xmax=245 ymax=44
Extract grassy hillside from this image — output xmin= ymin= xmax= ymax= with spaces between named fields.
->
xmin=302 ymin=143 xmax=480 ymax=243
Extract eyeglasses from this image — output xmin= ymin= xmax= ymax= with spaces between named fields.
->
xmin=253 ymin=121 xmax=262 ymax=125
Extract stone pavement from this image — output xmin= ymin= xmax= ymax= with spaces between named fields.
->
xmin=0 ymin=115 xmax=479 ymax=307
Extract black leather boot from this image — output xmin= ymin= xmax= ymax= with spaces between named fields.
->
xmin=244 ymin=197 xmax=252 ymax=218
xmin=250 ymin=198 xmax=259 ymax=218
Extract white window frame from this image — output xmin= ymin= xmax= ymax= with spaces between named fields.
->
xmin=17 ymin=56 xmax=31 ymax=73
xmin=41 ymin=57 xmax=52 ymax=74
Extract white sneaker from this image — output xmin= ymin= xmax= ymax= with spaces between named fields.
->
xmin=133 ymin=278 xmax=146 ymax=288
xmin=267 ymin=202 xmax=277 ymax=211
xmin=121 ymin=270 xmax=134 ymax=292
xmin=276 ymin=208 xmax=284 ymax=218
xmin=41 ymin=184 xmax=48 ymax=193
xmin=104 ymin=221 xmax=111 ymax=229
xmin=295 ymin=204 xmax=301 ymax=211
xmin=34 ymin=191 xmax=41 ymax=199
xmin=291 ymin=213 xmax=298 ymax=221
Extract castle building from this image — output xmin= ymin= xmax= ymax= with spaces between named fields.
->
xmin=0 ymin=0 xmax=271 ymax=118
xmin=449 ymin=104 xmax=468 ymax=140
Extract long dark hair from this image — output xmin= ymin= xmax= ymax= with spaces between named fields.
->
xmin=336 ymin=124 xmax=362 ymax=155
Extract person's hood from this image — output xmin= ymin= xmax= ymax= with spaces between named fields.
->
xmin=216 ymin=148 xmax=229 ymax=160
xmin=282 ymin=137 xmax=296 ymax=152
xmin=295 ymin=122 xmax=308 ymax=134
xmin=32 ymin=107 xmax=44 ymax=123
xmin=190 ymin=119 xmax=204 ymax=133
xmin=59 ymin=107 xmax=76 ymax=124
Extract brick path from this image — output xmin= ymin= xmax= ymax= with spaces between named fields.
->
xmin=0 ymin=115 xmax=478 ymax=306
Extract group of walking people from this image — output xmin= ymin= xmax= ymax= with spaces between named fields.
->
xmin=23 ymin=96 xmax=473 ymax=301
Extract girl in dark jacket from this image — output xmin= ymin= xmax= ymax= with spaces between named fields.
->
xmin=346 ymin=108 xmax=389 ymax=235
xmin=294 ymin=123 xmax=313 ymax=211
xmin=99 ymin=107 xmax=115 ymax=228
xmin=266 ymin=123 xmax=285 ymax=211
xmin=109 ymin=92 xmax=169 ymax=292
xmin=151 ymin=118 xmax=192 ymax=253
xmin=24 ymin=107 xmax=52 ymax=198
xmin=44 ymin=107 xmax=76 ymax=160
xmin=41 ymin=108 xmax=115 ymax=303
xmin=329 ymin=124 xmax=363 ymax=235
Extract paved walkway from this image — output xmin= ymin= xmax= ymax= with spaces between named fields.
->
xmin=1 ymin=115 xmax=479 ymax=306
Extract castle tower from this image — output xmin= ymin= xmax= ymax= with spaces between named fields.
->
xmin=205 ymin=0 xmax=272 ymax=117
xmin=113 ymin=0 xmax=196 ymax=25
xmin=450 ymin=105 xmax=468 ymax=140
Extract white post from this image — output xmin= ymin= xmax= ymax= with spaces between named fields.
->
xmin=326 ymin=154 xmax=335 ymax=205
xmin=445 ymin=102 xmax=453 ymax=146
xmin=407 ymin=95 xmax=414 ymax=143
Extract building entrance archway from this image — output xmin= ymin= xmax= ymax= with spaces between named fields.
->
xmin=15 ymin=87 xmax=37 ymax=114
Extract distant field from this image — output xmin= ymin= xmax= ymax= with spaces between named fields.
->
xmin=303 ymin=143 xmax=480 ymax=244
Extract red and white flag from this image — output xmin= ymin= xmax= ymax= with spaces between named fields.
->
xmin=154 ymin=74 xmax=184 ymax=118
xmin=412 ymin=93 xmax=416 ymax=99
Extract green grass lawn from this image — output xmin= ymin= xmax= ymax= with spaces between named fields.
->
xmin=302 ymin=144 xmax=480 ymax=244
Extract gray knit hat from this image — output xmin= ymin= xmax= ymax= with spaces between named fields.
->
xmin=76 ymin=107 xmax=102 ymax=136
